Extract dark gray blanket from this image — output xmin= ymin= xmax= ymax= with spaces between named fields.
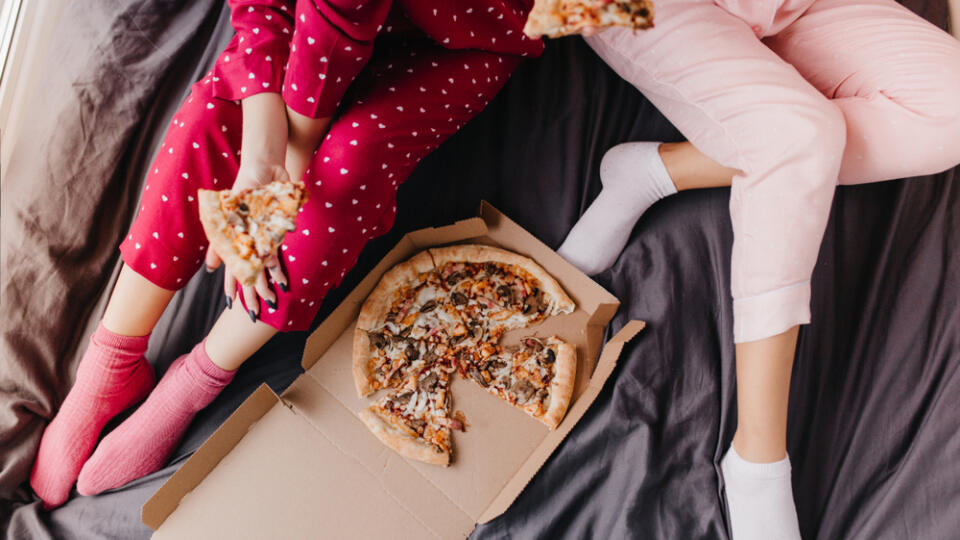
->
xmin=4 ymin=1 xmax=958 ymax=538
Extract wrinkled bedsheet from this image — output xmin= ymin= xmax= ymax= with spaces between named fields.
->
xmin=2 ymin=1 xmax=958 ymax=538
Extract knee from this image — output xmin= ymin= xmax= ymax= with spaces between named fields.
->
xmin=306 ymin=125 xmax=395 ymax=219
xmin=749 ymin=100 xmax=846 ymax=188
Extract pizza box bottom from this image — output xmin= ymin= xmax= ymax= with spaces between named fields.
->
xmin=143 ymin=201 xmax=645 ymax=538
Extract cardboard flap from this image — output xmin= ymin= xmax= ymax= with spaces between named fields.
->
xmin=142 ymin=384 xmax=279 ymax=530
xmin=477 ymin=319 xmax=645 ymax=523
xmin=588 ymin=320 xmax=646 ymax=388
xmin=149 ymin=204 xmax=637 ymax=537
xmin=407 ymin=216 xmax=488 ymax=248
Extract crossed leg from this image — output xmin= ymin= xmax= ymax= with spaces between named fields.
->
xmin=578 ymin=0 xmax=960 ymax=537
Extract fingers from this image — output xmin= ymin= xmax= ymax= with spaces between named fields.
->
xmin=264 ymin=254 xmax=288 ymax=292
xmin=580 ymin=26 xmax=597 ymax=37
xmin=274 ymin=166 xmax=292 ymax=184
xmin=255 ymin=271 xmax=277 ymax=311
xmin=241 ymin=282 xmax=259 ymax=323
xmin=205 ymin=246 xmax=222 ymax=272
xmin=223 ymin=268 xmax=236 ymax=311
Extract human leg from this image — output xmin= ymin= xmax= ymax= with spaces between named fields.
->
xmin=583 ymin=3 xmax=848 ymax=538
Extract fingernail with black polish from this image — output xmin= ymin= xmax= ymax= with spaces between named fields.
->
xmin=225 ymin=296 xmax=233 ymax=310
xmin=265 ymin=298 xmax=277 ymax=310
xmin=248 ymin=309 xmax=258 ymax=323
xmin=278 ymin=282 xmax=289 ymax=293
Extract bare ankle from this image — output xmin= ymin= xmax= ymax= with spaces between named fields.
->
xmin=732 ymin=431 xmax=787 ymax=463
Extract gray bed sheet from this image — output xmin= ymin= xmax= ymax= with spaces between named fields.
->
xmin=3 ymin=1 xmax=958 ymax=538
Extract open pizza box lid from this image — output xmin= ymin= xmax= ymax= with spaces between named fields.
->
xmin=142 ymin=201 xmax=644 ymax=538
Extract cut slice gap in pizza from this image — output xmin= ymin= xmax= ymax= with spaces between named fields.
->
xmin=198 ymin=179 xmax=308 ymax=285
xmin=458 ymin=335 xmax=576 ymax=429
xmin=358 ymin=364 xmax=466 ymax=467
xmin=354 ymin=244 xmax=578 ymax=464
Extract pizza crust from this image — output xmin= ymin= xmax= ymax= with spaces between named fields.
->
xmin=197 ymin=189 xmax=260 ymax=285
xmin=358 ymin=408 xmax=450 ymax=466
xmin=523 ymin=0 xmax=564 ymax=37
xmin=352 ymin=329 xmax=377 ymax=397
xmin=429 ymin=244 xmax=575 ymax=315
xmin=356 ymin=250 xmax=436 ymax=331
xmin=541 ymin=341 xmax=576 ymax=429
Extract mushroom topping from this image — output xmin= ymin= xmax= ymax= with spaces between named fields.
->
xmin=418 ymin=372 xmax=439 ymax=392
xmin=488 ymin=359 xmax=508 ymax=371
xmin=544 ymin=348 xmax=556 ymax=364
xmin=511 ymin=379 xmax=536 ymax=403
xmin=407 ymin=418 xmax=426 ymax=433
xmin=469 ymin=322 xmax=483 ymax=339
xmin=483 ymin=262 xmax=499 ymax=276
xmin=446 ymin=272 xmax=464 ymax=287
xmin=451 ymin=292 xmax=468 ymax=306
xmin=496 ymin=285 xmax=514 ymax=304
xmin=422 ymin=349 xmax=438 ymax=365
xmin=522 ymin=294 xmax=539 ymax=314
xmin=420 ymin=299 xmax=438 ymax=313
xmin=469 ymin=367 xmax=488 ymax=387
xmin=405 ymin=343 xmax=420 ymax=361
xmin=394 ymin=391 xmax=414 ymax=406
xmin=368 ymin=332 xmax=389 ymax=349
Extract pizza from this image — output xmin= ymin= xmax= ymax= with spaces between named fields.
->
xmin=197 ymin=180 xmax=307 ymax=285
xmin=523 ymin=0 xmax=655 ymax=38
xmin=353 ymin=245 xmax=577 ymax=465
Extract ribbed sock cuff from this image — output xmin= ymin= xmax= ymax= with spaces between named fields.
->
xmin=190 ymin=340 xmax=236 ymax=386
xmin=93 ymin=321 xmax=150 ymax=351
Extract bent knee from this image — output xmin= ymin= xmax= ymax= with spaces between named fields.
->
xmin=742 ymin=100 xmax=846 ymax=182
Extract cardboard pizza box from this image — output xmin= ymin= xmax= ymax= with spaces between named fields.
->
xmin=142 ymin=201 xmax=645 ymax=538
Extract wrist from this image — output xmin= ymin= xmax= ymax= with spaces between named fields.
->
xmin=240 ymin=93 xmax=288 ymax=166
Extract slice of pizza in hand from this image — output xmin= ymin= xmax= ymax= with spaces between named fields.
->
xmin=359 ymin=364 xmax=466 ymax=466
xmin=523 ymin=0 xmax=655 ymax=39
xmin=461 ymin=336 xmax=576 ymax=429
xmin=197 ymin=180 xmax=307 ymax=285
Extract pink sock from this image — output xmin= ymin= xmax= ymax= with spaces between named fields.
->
xmin=77 ymin=340 xmax=234 ymax=495
xmin=30 ymin=323 xmax=155 ymax=509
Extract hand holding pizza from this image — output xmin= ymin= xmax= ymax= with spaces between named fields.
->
xmin=200 ymin=92 xmax=297 ymax=321
xmin=203 ymin=158 xmax=292 ymax=316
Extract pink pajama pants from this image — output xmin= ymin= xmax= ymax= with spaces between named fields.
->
xmin=120 ymin=41 xmax=519 ymax=331
xmin=586 ymin=0 xmax=960 ymax=342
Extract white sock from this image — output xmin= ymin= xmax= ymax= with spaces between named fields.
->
xmin=720 ymin=446 xmax=802 ymax=540
xmin=557 ymin=142 xmax=677 ymax=275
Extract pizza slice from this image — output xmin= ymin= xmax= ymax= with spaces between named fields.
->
xmin=358 ymin=365 xmax=466 ymax=466
xmin=429 ymin=245 xmax=576 ymax=335
xmin=197 ymin=180 xmax=308 ymax=285
xmin=459 ymin=336 xmax=576 ymax=429
xmin=523 ymin=0 xmax=655 ymax=39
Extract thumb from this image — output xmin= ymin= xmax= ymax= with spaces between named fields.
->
xmin=204 ymin=245 xmax=222 ymax=272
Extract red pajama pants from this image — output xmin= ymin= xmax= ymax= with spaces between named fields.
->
xmin=120 ymin=40 xmax=519 ymax=331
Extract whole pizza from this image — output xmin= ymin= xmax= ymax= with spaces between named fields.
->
xmin=353 ymin=245 xmax=577 ymax=466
